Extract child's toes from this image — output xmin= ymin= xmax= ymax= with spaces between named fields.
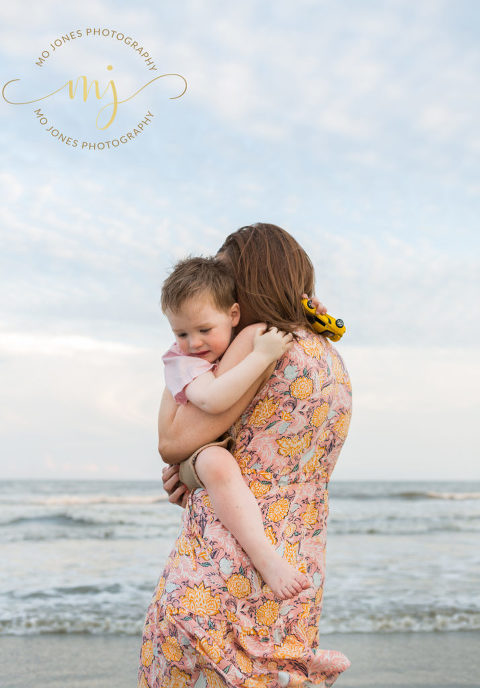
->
xmin=292 ymin=579 xmax=302 ymax=592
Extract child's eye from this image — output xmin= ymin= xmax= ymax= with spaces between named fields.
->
xmin=200 ymin=328 xmax=211 ymax=334
xmin=177 ymin=333 xmax=187 ymax=338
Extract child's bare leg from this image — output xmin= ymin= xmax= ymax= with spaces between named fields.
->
xmin=195 ymin=446 xmax=311 ymax=600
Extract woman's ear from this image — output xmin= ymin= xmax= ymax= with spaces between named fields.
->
xmin=230 ymin=303 xmax=241 ymax=327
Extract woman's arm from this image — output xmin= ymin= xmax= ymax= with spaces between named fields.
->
xmin=158 ymin=324 xmax=275 ymax=464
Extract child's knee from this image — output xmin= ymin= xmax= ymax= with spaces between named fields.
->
xmin=195 ymin=446 xmax=238 ymax=484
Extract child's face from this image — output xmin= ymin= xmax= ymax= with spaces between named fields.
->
xmin=166 ymin=294 xmax=240 ymax=363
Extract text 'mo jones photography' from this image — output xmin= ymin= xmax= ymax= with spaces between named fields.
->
xmin=2 ymin=27 xmax=188 ymax=152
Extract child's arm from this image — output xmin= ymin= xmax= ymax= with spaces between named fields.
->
xmin=158 ymin=324 xmax=276 ymax=464
xmin=184 ymin=325 xmax=292 ymax=414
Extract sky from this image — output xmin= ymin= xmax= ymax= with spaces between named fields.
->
xmin=0 ymin=0 xmax=479 ymax=481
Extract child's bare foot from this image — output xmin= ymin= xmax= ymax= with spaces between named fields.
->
xmin=255 ymin=550 xmax=311 ymax=600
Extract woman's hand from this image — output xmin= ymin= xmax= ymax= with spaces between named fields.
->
xmin=162 ymin=464 xmax=191 ymax=508
xmin=302 ymin=293 xmax=327 ymax=315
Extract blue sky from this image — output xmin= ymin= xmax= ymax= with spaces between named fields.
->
xmin=1 ymin=0 xmax=479 ymax=480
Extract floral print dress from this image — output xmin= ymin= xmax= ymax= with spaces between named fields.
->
xmin=139 ymin=328 xmax=352 ymax=688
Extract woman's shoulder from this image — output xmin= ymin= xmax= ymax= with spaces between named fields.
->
xmin=291 ymin=326 xmax=327 ymax=355
xmin=291 ymin=327 xmax=350 ymax=385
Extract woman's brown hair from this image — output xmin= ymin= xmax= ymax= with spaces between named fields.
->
xmin=217 ymin=223 xmax=315 ymax=334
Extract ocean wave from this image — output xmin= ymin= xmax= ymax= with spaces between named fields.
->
xmin=1 ymin=529 xmax=169 ymax=542
xmin=332 ymin=490 xmax=480 ymax=501
xmin=398 ymin=491 xmax=480 ymax=501
xmin=2 ymin=608 xmax=479 ymax=636
xmin=1 ymin=513 xmax=122 ymax=528
xmin=0 ymin=510 xmax=182 ymax=543
xmin=329 ymin=523 xmax=480 ymax=535
xmin=0 ymin=494 xmax=168 ymax=506
xmin=320 ymin=609 xmax=480 ymax=634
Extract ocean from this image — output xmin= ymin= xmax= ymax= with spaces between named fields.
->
xmin=1 ymin=479 xmax=479 ymax=636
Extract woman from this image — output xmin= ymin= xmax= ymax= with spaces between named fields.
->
xmin=138 ymin=223 xmax=352 ymax=688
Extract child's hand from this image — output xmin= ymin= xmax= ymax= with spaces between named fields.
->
xmin=253 ymin=325 xmax=293 ymax=362
xmin=302 ymin=293 xmax=327 ymax=315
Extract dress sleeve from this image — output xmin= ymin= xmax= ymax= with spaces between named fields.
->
xmin=162 ymin=343 xmax=216 ymax=405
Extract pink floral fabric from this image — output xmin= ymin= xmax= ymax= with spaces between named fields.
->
xmin=139 ymin=328 xmax=352 ymax=688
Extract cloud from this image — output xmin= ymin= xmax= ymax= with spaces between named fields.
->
xmin=1 ymin=0 xmax=478 ymax=481
xmin=0 ymin=331 xmax=144 ymax=355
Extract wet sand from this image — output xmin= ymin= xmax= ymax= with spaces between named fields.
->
xmin=1 ymin=631 xmax=478 ymax=688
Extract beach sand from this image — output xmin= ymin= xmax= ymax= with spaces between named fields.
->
xmin=1 ymin=631 xmax=478 ymax=688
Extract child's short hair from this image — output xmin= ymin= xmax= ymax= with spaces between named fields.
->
xmin=161 ymin=256 xmax=237 ymax=313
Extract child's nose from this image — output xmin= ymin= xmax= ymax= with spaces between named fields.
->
xmin=189 ymin=334 xmax=202 ymax=350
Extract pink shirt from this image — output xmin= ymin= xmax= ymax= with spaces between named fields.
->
xmin=162 ymin=342 xmax=218 ymax=405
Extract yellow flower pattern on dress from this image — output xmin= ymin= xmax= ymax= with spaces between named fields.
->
xmin=302 ymin=454 xmax=320 ymax=479
xmin=273 ymin=634 xmax=305 ymax=659
xmin=267 ymin=498 xmax=290 ymax=522
xmin=249 ymin=479 xmax=271 ymax=498
xmin=180 ymin=582 xmax=221 ymax=616
xmin=299 ymin=336 xmax=324 ymax=359
xmin=203 ymin=667 xmax=229 ymax=688
xmin=245 ymin=675 xmax=270 ymax=688
xmin=226 ymin=573 xmax=251 ymax=599
xmin=202 ymin=494 xmax=212 ymax=508
xmin=154 ymin=576 xmax=165 ymax=601
xmin=138 ymin=329 xmax=352 ymax=688
xmin=331 ymin=352 xmax=346 ymax=383
xmin=284 ymin=540 xmax=299 ymax=565
xmin=301 ymin=503 xmax=319 ymax=529
xmin=209 ymin=620 xmax=227 ymax=649
xmin=264 ymin=525 xmax=277 ymax=545
xmin=164 ymin=667 xmax=190 ymax=688
xmin=236 ymin=649 xmax=253 ymax=674
xmin=141 ymin=640 xmax=154 ymax=667
xmin=289 ymin=376 xmax=314 ymax=399
xmin=196 ymin=636 xmax=222 ymax=664
xmin=276 ymin=430 xmax=313 ymax=459
xmin=256 ymin=599 xmax=279 ymax=626
xmin=334 ymin=414 xmax=351 ymax=441
xmin=248 ymin=396 xmax=280 ymax=426
xmin=161 ymin=636 xmax=183 ymax=662
xmin=311 ymin=402 xmax=329 ymax=428
xmin=225 ymin=608 xmax=238 ymax=624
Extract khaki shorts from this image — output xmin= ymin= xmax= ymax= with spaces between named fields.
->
xmin=178 ymin=435 xmax=235 ymax=491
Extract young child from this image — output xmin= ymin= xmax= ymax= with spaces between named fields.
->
xmin=160 ymin=256 xmax=311 ymax=600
